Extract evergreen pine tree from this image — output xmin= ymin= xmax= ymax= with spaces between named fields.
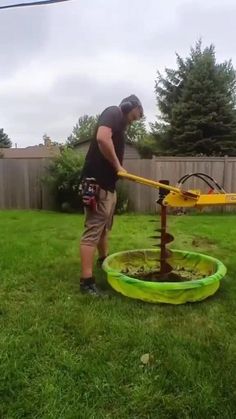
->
xmin=0 ymin=128 xmax=12 ymax=148
xmin=154 ymin=41 xmax=236 ymax=155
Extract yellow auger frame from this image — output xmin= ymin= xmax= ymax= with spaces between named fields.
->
xmin=118 ymin=171 xmax=236 ymax=208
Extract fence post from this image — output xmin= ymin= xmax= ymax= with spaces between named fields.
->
xmin=223 ymin=155 xmax=229 ymax=191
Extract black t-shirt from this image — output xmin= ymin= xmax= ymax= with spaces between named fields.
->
xmin=81 ymin=106 xmax=126 ymax=192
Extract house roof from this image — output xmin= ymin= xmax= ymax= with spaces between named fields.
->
xmin=74 ymin=138 xmax=136 ymax=147
xmin=74 ymin=139 xmax=90 ymax=146
xmin=0 ymin=145 xmax=60 ymax=159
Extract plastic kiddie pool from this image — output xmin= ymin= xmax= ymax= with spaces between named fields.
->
xmin=102 ymin=249 xmax=227 ymax=304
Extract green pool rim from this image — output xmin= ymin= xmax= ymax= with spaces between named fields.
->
xmin=102 ymin=249 xmax=227 ymax=291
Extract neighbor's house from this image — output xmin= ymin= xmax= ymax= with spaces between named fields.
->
xmin=1 ymin=138 xmax=140 ymax=159
xmin=0 ymin=144 xmax=60 ymax=159
xmin=74 ymin=139 xmax=140 ymax=159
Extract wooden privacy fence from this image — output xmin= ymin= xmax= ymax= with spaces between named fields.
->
xmin=1 ymin=156 xmax=236 ymax=212
xmin=0 ymin=158 xmax=53 ymax=210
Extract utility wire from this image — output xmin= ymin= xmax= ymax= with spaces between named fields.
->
xmin=0 ymin=0 xmax=72 ymax=10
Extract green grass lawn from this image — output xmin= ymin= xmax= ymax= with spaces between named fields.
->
xmin=0 ymin=211 xmax=236 ymax=418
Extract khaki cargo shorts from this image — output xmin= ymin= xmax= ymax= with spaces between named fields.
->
xmin=80 ymin=188 xmax=117 ymax=247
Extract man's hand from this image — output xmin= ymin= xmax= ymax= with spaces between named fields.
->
xmin=116 ymin=165 xmax=127 ymax=174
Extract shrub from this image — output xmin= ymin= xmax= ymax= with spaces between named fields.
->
xmin=44 ymin=148 xmax=84 ymax=212
xmin=115 ymin=181 xmax=129 ymax=214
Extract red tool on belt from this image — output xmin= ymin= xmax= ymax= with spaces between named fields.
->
xmin=79 ymin=177 xmax=100 ymax=211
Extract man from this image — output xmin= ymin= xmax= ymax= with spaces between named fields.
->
xmin=79 ymin=94 xmax=144 ymax=295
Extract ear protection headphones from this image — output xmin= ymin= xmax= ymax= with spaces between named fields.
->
xmin=120 ymin=95 xmax=144 ymax=117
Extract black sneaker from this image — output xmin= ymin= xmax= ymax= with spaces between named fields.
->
xmin=96 ymin=256 xmax=107 ymax=268
xmin=80 ymin=277 xmax=100 ymax=296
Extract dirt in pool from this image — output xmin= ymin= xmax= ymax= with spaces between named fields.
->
xmin=121 ymin=266 xmax=205 ymax=282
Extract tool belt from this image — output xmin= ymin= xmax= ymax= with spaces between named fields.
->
xmin=79 ymin=177 xmax=100 ymax=211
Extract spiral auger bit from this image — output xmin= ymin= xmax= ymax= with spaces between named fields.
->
xmin=150 ymin=180 xmax=174 ymax=279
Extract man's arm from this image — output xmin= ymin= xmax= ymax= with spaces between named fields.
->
xmin=96 ymin=126 xmax=126 ymax=173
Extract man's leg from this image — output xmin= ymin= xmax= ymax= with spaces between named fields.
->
xmin=80 ymin=240 xmax=101 ymax=295
xmin=79 ymin=205 xmax=104 ymax=295
xmin=97 ymin=189 xmax=117 ymax=265
xmin=80 ymin=244 xmax=96 ymax=278
xmin=97 ymin=228 xmax=108 ymax=259
xmin=80 ymin=189 xmax=115 ymax=294
xmin=80 ymin=192 xmax=109 ymax=294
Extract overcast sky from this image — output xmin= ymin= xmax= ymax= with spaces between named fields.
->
xmin=0 ymin=0 xmax=236 ymax=147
